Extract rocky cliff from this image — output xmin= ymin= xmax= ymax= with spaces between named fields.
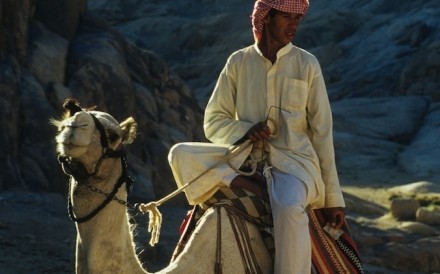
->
xmin=0 ymin=0 xmax=204 ymax=204
xmin=88 ymin=0 xmax=440 ymax=184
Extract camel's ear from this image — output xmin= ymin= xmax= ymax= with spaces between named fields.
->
xmin=120 ymin=117 xmax=137 ymax=144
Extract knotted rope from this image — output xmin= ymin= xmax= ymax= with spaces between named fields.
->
xmin=136 ymin=140 xmax=255 ymax=246
xmin=213 ymin=201 xmax=264 ymax=274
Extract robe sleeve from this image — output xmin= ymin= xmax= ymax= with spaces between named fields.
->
xmin=306 ymin=59 xmax=345 ymax=208
xmin=204 ymin=55 xmax=254 ymax=145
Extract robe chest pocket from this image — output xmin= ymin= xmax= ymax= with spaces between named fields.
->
xmin=281 ymin=78 xmax=308 ymax=110
xmin=280 ymin=78 xmax=308 ymax=131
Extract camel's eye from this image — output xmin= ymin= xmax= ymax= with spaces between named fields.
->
xmin=78 ymin=124 xmax=89 ymax=130
xmin=107 ymin=130 xmax=120 ymax=144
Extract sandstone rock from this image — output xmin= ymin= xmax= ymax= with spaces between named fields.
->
xmin=0 ymin=0 xmax=34 ymax=62
xmin=343 ymin=192 xmax=386 ymax=216
xmin=19 ymin=73 xmax=57 ymax=143
xmin=332 ymin=96 xmax=429 ymax=171
xmin=0 ymin=63 xmax=20 ymax=161
xmin=389 ymin=181 xmax=440 ymax=196
xmin=376 ymin=237 xmax=440 ymax=273
xmin=334 ymin=131 xmax=401 ymax=170
xmin=398 ymin=102 xmax=440 ymax=176
xmin=400 ymin=42 xmax=440 ymax=99
xmin=310 ymin=42 xmax=344 ymax=68
xmin=398 ymin=221 xmax=440 ymax=237
xmin=390 ymin=20 xmax=431 ymax=48
xmin=356 ymin=231 xmax=385 ymax=247
xmin=128 ymin=156 xmax=156 ymax=203
xmin=34 ymin=0 xmax=87 ymax=41
xmin=46 ymin=82 xmax=73 ymax=109
xmin=390 ymin=198 xmax=420 ymax=220
xmin=416 ymin=208 xmax=440 ymax=226
xmin=332 ymin=96 xmax=429 ymax=140
xmin=296 ymin=9 xmax=364 ymax=49
xmin=19 ymin=156 xmax=48 ymax=190
xmin=27 ymin=22 xmax=69 ymax=86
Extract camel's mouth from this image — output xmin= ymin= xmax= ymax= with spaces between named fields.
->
xmin=57 ymin=142 xmax=89 ymax=158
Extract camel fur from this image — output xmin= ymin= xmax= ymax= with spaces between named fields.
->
xmin=53 ymin=99 xmax=272 ymax=274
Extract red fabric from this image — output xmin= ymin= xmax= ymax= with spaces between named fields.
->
xmin=251 ymin=0 xmax=309 ymax=41
xmin=309 ymin=208 xmax=364 ymax=274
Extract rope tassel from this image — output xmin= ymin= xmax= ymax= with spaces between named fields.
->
xmin=136 ymin=202 xmax=163 ymax=246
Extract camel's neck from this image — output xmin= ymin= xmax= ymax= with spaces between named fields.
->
xmin=75 ymin=201 xmax=147 ymax=274
xmin=71 ymin=164 xmax=148 ymax=274
xmin=70 ymin=158 xmax=196 ymax=274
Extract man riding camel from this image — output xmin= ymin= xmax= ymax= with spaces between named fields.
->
xmin=203 ymin=0 xmax=346 ymax=272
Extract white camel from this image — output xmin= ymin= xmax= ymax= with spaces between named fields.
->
xmin=52 ymin=99 xmax=272 ymax=274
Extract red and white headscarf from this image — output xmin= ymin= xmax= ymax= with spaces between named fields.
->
xmin=251 ymin=0 xmax=309 ymax=41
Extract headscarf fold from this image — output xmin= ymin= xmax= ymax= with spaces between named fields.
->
xmin=251 ymin=0 xmax=309 ymax=41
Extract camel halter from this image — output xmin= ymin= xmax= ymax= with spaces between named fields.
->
xmin=58 ymin=113 xmax=134 ymax=223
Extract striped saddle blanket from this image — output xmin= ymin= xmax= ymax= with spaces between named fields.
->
xmin=173 ymin=187 xmax=364 ymax=273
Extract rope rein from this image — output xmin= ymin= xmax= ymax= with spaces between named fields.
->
xmin=215 ymin=205 xmax=223 ymax=274
xmin=214 ymin=202 xmax=263 ymax=274
xmin=136 ymin=140 xmax=255 ymax=246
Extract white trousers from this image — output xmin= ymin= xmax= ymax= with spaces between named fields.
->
xmin=266 ymin=168 xmax=313 ymax=274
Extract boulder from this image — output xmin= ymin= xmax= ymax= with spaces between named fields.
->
xmin=390 ymin=198 xmax=420 ymax=220
xmin=376 ymin=237 xmax=440 ymax=273
xmin=416 ymin=208 xmax=440 ymax=226
xmin=397 ymin=221 xmax=440 ymax=237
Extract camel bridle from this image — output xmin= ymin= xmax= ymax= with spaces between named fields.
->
xmin=58 ymin=112 xmax=135 ymax=223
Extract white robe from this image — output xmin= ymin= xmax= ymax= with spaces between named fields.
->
xmin=204 ymin=42 xmax=345 ymax=209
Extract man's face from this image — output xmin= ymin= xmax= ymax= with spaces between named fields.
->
xmin=265 ymin=10 xmax=303 ymax=46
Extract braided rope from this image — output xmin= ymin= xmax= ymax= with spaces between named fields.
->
xmin=136 ymin=140 xmax=254 ymax=246
xmin=214 ymin=202 xmax=263 ymax=274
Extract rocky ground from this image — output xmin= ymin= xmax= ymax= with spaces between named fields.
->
xmin=0 ymin=171 xmax=438 ymax=274
xmin=0 ymin=190 xmax=188 ymax=274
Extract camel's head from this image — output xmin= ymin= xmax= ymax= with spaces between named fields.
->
xmin=52 ymin=99 xmax=137 ymax=160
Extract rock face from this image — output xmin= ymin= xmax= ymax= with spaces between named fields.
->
xmin=0 ymin=0 xmax=204 ymax=203
xmin=87 ymin=0 xmax=440 ymax=184
xmin=0 ymin=0 xmax=439 ymax=273
xmin=2 ymin=0 xmax=439 ymax=197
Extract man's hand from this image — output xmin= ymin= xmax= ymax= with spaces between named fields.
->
xmin=233 ymin=121 xmax=272 ymax=145
xmin=246 ymin=121 xmax=272 ymax=142
xmin=321 ymin=207 xmax=345 ymax=229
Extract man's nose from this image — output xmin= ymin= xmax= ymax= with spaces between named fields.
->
xmin=289 ymin=17 xmax=301 ymax=25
